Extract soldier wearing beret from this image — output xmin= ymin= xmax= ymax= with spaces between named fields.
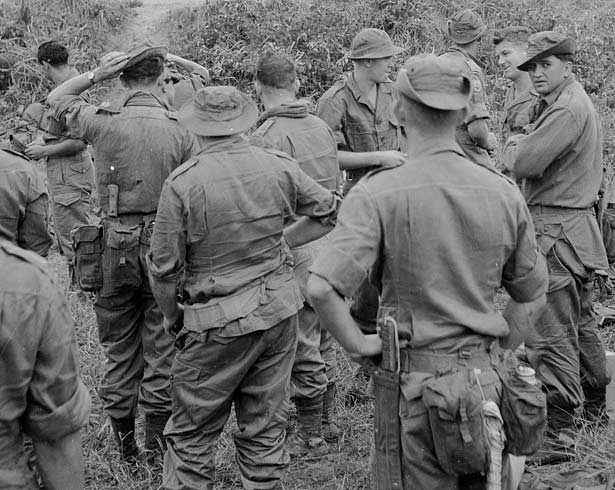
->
xmin=0 ymin=147 xmax=52 ymax=256
xmin=0 ymin=237 xmax=90 ymax=490
xmin=253 ymin=50 xmax=341 ymax=458
xmin=441 ymin=9 xmax=497 ymax=168
xmin=24 ymin=41 xmax=95 ymax=271
xmin=308 ymin=53 xmax=548 ymax=489
xmin=147 ymin=86 xmax=340 ymax=490
xmin=504 ymin=31 xmax=612 ymax=458
xmin=47 ymin=44 xmax=199 ymax=461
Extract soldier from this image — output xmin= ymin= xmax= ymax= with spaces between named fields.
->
xmin=504 ymin=32 xmax=612 ymax=458
xmin=0 ymin=147 xmax=52 ymax=256
xmin=0 ymin=237 xmax=90 ymax=490
xmin=441 ymin=9 xmax=497 ymax=167
xmin=147 ymin=86 xmax=340 ymax=490
xmin=163 ymin=52 xmax=210 ymax=110
xmin=24 ymin=41 xmax=94 ymax=269
xmin=307 ymin=54 xmax=548 ymax=489
xmin=493 ymin=27 xmax=538 ymax=139
xmin=252 ymin=50 xmax=340 ymax=457
xmin=316 ymin=28 xmax=407 ymax=389
xmin=47 ymin=45 xmax=199 ymax=461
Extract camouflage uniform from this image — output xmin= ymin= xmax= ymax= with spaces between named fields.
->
xmin=0 ymin=148 xmax=52 ymax=256
xmin=0 ymin=238 xmax=90 ymax=489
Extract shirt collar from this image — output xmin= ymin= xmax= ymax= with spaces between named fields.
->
xmin=197 ymin=134 xmax=249 ymax=154
xmin=345 ymin=72 xmax=394 ymax=102
xmin=542 ymin=75 xmax=575 ymax=106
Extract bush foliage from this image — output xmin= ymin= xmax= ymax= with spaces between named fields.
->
xmin=165 ymin=0 xmax=615 ymax=164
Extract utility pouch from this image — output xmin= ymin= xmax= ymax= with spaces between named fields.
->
xmin=100 ymin=221 xmax=142 ymax=296
xmin=372 ymin=368 xmax=403 ymax=490
xmin=422 ymin=370 xmax=487 ymax=476
xmin=495 ymin=352 xmax=547 ymax=455
xmin=71 ymin=224 xmax=103 ymax=291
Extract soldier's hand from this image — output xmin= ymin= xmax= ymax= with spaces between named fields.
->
xmin=484 ymin=132 xmax=498 ymax=152
xmin=95 ymin=51 xmax=130 ymax=82
xmin=376 ymin=150 xmax=407 ymax=168
xmin=24 ymin=143 xmax=48 ymax=160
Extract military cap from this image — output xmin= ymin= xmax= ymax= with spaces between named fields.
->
xmin=348 ymin=28 xmax=404 ymax=60
xmin=396 ymin=54 xmax=471 ymax=110
xmin=124 ymin=41 xmax=168 ymax=69
xmin=517 ymin=31 xmax=576 ymax=71
xmin=177 ymin=86 xmax=258 ymax=136
xmin=447 ymin=9 xmax=486 ymax=45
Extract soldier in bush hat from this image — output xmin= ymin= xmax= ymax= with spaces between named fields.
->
xmin=504 ymin=31 xmax=611 ymax=462
xmin=317 ymin=27 xmax=407 ymax=400
xmin=308 ymin=53 xmax=547 ymax=489
xmin=46 ymin=44 xmax=199 ymax=463
xmin=23 ymin=41 xmax=95 ymax=270
xmin=441 ymin=9 xmax=497 ymax=168
xmin=148 ymin=86 xmax=341 ymax=490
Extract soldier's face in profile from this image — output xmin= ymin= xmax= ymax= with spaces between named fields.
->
xmin=527 ymin=55 xmax=571 ymax=95
xmin=367 ymin=56 xmax=394 ymax=83
xmin=495 ymin=41 xmax=526 ymax=82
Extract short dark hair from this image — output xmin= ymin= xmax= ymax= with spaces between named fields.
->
xmin=492 ymin=26 xmax=531 ymax=47
xmin=121 ymin=56 xmax=164 ymax=84
xmin=255 ymin=51 xmax=296 ymax=90
xmin=37 ymin=41 xmax=69 ymax=65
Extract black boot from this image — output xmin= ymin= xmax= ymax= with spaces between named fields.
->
xmin=145 ymin=412 xmax=171 ymax=463
xmin=286 ymin=395 xmax=328 ymax=459
xmin=583 ymin=388 xmax=610 ymax=428
xmin=322 ymin=383 xmax=340 ymax=443
xmin=110 ymin=417 xmax=141 ymax=462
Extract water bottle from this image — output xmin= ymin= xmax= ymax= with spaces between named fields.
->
xmin=516 ymin=364 xmax=537 ymax=385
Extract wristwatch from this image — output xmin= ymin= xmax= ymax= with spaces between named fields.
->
xmin=87 ymin=71 xmax=97 ymax=84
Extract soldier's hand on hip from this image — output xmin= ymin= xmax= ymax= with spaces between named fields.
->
xmin=24 ymin=143 xmax=48 ymax=160
xmin=376 ymin=150 xmax=407 ymax=169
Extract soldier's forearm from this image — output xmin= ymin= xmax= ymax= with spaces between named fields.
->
xmin=284 ymin=217 xmax=332 ymax=249
xmin=44 ymin=139 xmax=87 ymax=157
xmin=501 ymin=293 xmax=546 ymax=350
xmin=149 ymin=276 xmax=181 ymax=322
xmin=47 ymin=73 xmax=92 ymax=104
xmin=338 ymin=150 xmax=379 ymax=170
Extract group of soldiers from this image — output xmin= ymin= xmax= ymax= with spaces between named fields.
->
xmin=0 ymin=6 xmax=612 ymax=490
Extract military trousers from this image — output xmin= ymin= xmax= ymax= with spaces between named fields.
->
xmin=46 ymin=151 xmax=94 ymax=260
xmin=95 ymin=215 xmax=174 ymax=420
xmin=163 ymin=315 xmax=298 ymax=490
xmin=378 ymin=343 xmax=502 ymax=490
xmin=525 ymin=237 xmax=611 ymax=430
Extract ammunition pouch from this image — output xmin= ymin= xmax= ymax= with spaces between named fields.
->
xmin=71 ymin=224 xmax=104 ymax=291
xmin=422 ymin=369 xmax=488 ymax=476
xmin=100 ymin=220 xmax=143 ymax=296
xmin=495 ymin=351 xmax=547 ymax=455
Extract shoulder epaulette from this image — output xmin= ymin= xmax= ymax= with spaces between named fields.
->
xmin=321 ymin=78 xmax=348 ymax=99
xmin=1 ymin=148 xmax=31 ymax=161
xmin=164 ymin=110 xmax=178 ymax=121
xmin=254 ymin=117 xmax=276 ymax=137
xmin=95 ymin=100 xmax=121 ymax=114
xmin=0 ymin=240 xmax=49 ymax=273
xmin=169 ymin=157 xmax=200 ymax=181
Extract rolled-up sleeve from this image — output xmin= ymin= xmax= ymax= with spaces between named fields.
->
xmin=316 ymin=96 xmax=347 ymax=149
xmin=24 ymin=288 xmax=91 ymax=441
xmin=501 ymin=201 xmax=549 ymax=302
xmin=290 ymin=164 xmax=341 ymax=225
xmin=309 ymin=184 xmax=381 ymax=297
xmin=148 ymin=180 xmax=187 ymax=282
xmin=50 ymin=95 xmax=100 ymax=144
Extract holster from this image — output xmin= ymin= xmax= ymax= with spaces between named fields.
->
xmin=373 ymin=316 xmax=404 ymax=490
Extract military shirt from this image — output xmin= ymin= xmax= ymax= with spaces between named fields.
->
xmin=0 ymin=149 xmax=52 ymax=256
xmin=502 ymin=83 xmax=538 ymax=140
xmin=310 ymin=137 xmax=548 ymax=349
xmin=148 ymin=135 xmax=338 ymax=337
xmin=0 ymin=239 xmax=90 ymax=488
xmin=441 ymin=46 xmax=492 ymax=167
xmin=316 ymin=73 xmax=403 ymax=183
xmin=505 ymin=76 xmax=608 ymax=269
xmin=51 ymin=91 xmax=199 ymax=215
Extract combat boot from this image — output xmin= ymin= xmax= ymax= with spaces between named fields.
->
xmin=286 ymin=394 xmax=329 ymax=459
xmin=145 ymin=411 xmax=171 ymax=465
xmin=582 ymin=389 xmax=610 ymax=429
xmin=110 ymin=417 xmax=142 ymax=462
xmin=322 ymin=383 xmax=340 ymax=443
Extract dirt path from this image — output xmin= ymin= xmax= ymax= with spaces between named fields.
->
xmin=115 ymin=0 xmax=207 ymax=48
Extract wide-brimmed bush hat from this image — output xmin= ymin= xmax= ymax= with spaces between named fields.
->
xmin=517 ymin=31 xmax=576 ymax=71
xmin=348 ymin=28 xmax=405 ymax=59
xmin=124 ymin=42 xmax=168 ymax=69
xmin=396 ymin=54 xmax=471 ymax=110
xmin=178 ymin=86 xmax=258 ymax=136
xmin=447 ymin=9 xmax=486 ymax=44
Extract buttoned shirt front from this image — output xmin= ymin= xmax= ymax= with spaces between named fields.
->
xmin=505 ymin=76 xmax=607 ymax=269
xmin=148 ymin=136 xmax=338 ymax=337
xmin=310 ymin=138 xmax=547 ymax=349
xmin=0 ymin=149 xmax=51 ymax=256
xmin=51 ymin=91 xmax=199 ymax=215
xmin=0 ymin=240 xmax=90 ymax=488
xmin=502 ymin=83 xmax=539 ymax=140
xmin=316 ymin=73 xmax=403 ymax=179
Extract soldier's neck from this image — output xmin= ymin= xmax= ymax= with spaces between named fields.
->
xmin=513 ymin=73 xmax=533 ymax=95
xmin=260 ymin=89 xmax=296 ymax=111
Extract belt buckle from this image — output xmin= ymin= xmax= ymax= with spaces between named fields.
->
xmin=459 ymin=349 xmax=471 ymax=359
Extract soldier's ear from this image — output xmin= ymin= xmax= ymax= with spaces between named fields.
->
xmin=294 ymin=79 xmax=300 ymax=93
